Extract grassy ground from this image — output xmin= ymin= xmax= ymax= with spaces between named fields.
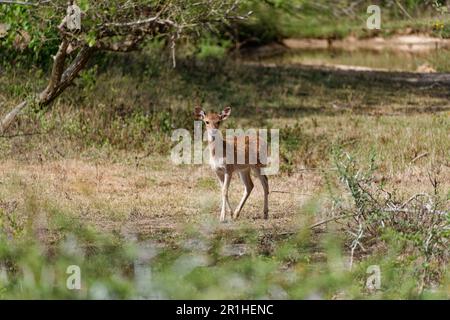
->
xmin=240 ymin=0 xmax=448 ymax=41
xmin=0 ymin=51 xmax=448 ymax=298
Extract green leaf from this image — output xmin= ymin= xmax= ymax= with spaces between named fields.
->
xmin=79 ymin=0 xmax=90 ymax=12
xmin=86 ymin=32 xmax=96 ymax=47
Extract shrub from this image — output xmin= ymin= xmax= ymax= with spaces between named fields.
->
xmin=329 ymin=147 xmax=449 ymax=286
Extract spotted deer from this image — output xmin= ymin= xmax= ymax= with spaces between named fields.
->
xmin=194 ymin=106 xmax=269 ymax=222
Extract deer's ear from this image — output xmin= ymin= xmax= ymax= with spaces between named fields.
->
xmin=220 ymin=106 xmax=231 ymax=120
xmin=194 ymin=106 xmax=206 ymax=120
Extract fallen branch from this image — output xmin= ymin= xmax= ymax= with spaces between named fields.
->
xmin=271 ymin=190 xmax=313 ymax=196
xmin=309 ymin=213 xmax=358 ymax=229
xmin=410 ymin=152 xmax=429 ymax=164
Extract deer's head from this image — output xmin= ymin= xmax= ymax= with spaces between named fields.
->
xmin=194 ymin=106 xmax=231 ymax=133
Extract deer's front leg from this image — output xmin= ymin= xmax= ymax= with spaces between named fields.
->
xmin=216 ymin=170 xmax=233 ymax=214
xmin=220 ymin=172 xmax=232 ymax=222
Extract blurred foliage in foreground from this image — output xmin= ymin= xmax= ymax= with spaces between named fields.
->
xmin=0 ymin=202 xmax=448 ymax=299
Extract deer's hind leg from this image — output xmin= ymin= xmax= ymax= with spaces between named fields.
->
xmin=232 ymin=169 xmax=254 ymax=220
xmin=253 ymin=167 xmax=269 ymax=219
xmin=220 ymin=172 xmax=232 ymax=222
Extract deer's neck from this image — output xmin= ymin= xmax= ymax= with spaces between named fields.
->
xmin=207 ymin=130 xmax=227 ymax=170
xmin=207 ymin=130 xmax=225 ymax=156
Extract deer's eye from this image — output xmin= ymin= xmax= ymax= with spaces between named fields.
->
xmin=205 ymin=121 xmax=210 ymax=125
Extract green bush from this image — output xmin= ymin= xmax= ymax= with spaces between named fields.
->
xmin=330 ymin=147 xmax=449 ymax=284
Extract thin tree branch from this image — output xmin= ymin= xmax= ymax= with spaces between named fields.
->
xmin=96 ymin=36 xmax=144 ymax=52
xmin=0 ymin=0 xmax=50 ymax=5
xmin=394 ymin=0 xmax=413 ymax=20
xmin=103 ymin=16 xmax=161 ymax=28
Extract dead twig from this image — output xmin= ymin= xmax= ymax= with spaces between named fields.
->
xmin=271 ymin=190 xmax=313 ymax=197
xmin=394 ymin=0 xmax=413 ymax=20
xmin=308 ymin=213 xmax=358 ymax=229
xmin=410 ymin=152 xmax=429 ymax=164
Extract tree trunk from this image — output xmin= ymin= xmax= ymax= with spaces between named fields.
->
xmin=0 ymin=44 xmax=95 ymax=134
xmin=38 ymin=45 xmax=95 ymax=106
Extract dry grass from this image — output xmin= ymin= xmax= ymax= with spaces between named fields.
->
xmin=0 ymin=157 xmax=324 ymax=239
xmin=0 ymin=150 xmax=447 ymax=243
